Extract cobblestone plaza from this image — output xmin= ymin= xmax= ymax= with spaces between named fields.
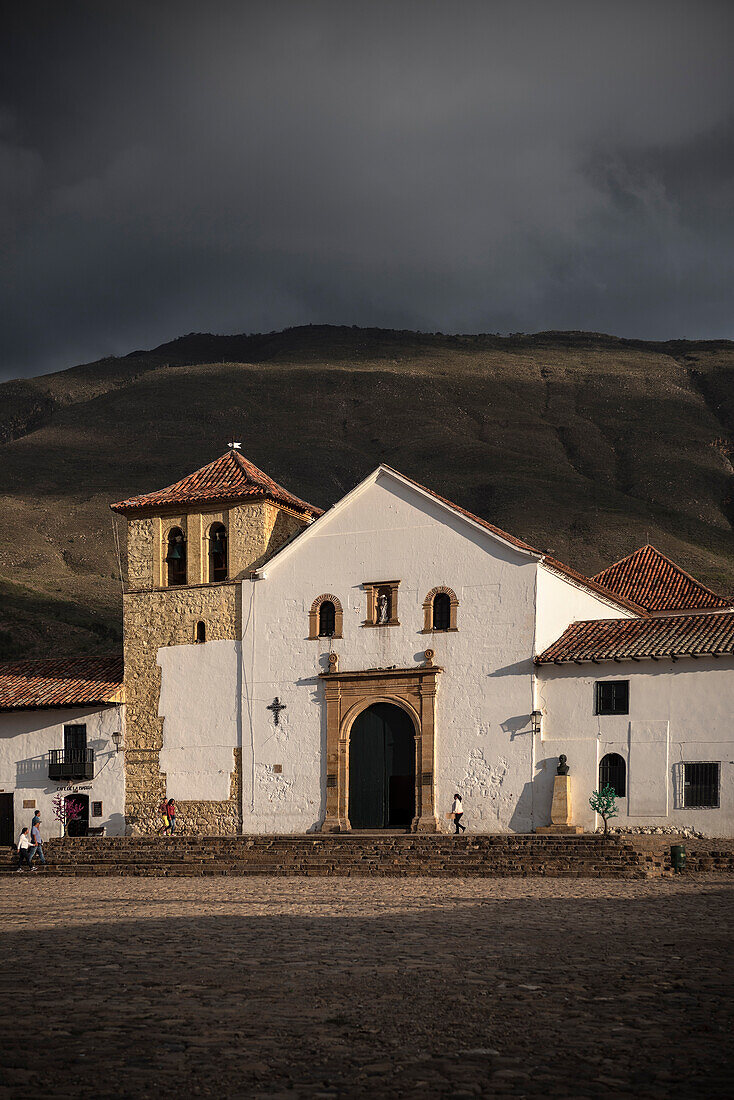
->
xmin=0 ymin=876 xmax=731 ymax=1098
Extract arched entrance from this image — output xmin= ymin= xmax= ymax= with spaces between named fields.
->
xmin=349 ymin=703 xmax=416 ymax=829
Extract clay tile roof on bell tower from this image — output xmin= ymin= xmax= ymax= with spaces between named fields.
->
xmin=592 ymin=544 xmax=730 ymax=613
xmin=110 ymin=449 xmax=322 ymax=517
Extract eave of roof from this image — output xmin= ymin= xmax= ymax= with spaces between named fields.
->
xmin=0 ymin=656 xmax=124 ymax=711
xmin=536 ymin=611 xmax=734 ymax=665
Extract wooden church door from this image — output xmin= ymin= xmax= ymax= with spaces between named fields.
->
xmin=348 ymin=703 xmax=415 ymax=830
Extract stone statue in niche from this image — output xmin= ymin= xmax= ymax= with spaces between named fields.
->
xmin=557 ymin=754 xmax=569 ymax=775
xmin=377 ymin=591 xmax=390 ymax=624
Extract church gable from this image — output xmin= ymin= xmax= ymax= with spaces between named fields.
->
xmin=252 ymin=465 xmax=541 ymax=578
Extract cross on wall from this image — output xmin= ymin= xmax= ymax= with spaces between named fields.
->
xmin=267 ymin=697 xmax=287 ymax=725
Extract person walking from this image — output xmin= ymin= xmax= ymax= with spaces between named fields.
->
xmin=16 ymin=828 xmax=34 ymax=871
xmin=158 ymin=797 xmax=170 ymax=836
xmin=166 ymin=798 xmax=176 ymax=835
xmin=452 ymin=793 xmax=466 ymax=834
xmin=29 ymin=812 xmax=47 ymax=867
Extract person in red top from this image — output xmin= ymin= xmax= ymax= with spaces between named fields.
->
xmin=166 ymin=798 xmax=176 ymax=834
xmin=158 ymin=798 xmax=170 ymax=836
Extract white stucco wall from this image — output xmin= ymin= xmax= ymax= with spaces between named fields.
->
xmin=0 ymin=704 xmax=126 ymax=838
xmin=534 ymin=564 xmax=633 ymax=656
xmin=242 ymin=471 xmax=542 ymax=833
xmin=158 ymin=639 xmax=240 ymax=801
xmin=536 ymin=657 xmax=734 ymax=835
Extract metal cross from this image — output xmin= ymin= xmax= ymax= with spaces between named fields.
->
xmin=267 ymin=697 xmax=286 ymax=725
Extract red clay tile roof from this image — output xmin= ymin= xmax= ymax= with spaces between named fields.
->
xmin=111 ymin=450 xmax=322 ymax=517
xmin=592 ymin=545 xmax=730 ymax=612
xmin=0 ymin=656 xmax=124 ymax=710
xmin=536 ymin=612 xmax=734 ymax=664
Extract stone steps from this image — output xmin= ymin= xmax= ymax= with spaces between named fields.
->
xmin=0 ymin=833 xmax=681 ymax=877
xmin=2 ymin=834 xmax=731 ymax=876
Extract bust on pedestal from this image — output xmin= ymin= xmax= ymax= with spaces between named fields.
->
xmin=535 ymin=755 xmax=584 ymax=834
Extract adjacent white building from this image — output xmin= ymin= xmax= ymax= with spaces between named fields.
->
xmin=0 ymin=657 xmax=125 ymax=842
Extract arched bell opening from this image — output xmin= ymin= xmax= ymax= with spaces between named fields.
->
xmin=208 ymin=523 xmax=227 ymax=583
xmin=166 ymin=528 xmax=187 ymax=586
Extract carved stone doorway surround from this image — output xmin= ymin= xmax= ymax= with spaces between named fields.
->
xmin=320 ymin=659 xmax=441 ymax=833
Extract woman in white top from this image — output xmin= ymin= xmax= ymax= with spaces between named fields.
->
xmin=16 ymin=828 xmax=34 ymax=871
xmin=451 ymin=794 xmax=466 ymax=834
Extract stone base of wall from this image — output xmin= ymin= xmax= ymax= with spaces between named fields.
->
xmin=126 ymin=749 xmax=242 ymax=836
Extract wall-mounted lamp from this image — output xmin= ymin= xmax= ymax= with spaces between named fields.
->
xmin=111 ymin=731 xmax=123 ymax=753
xmin=531 ymin=710 xmax=543 ymax=736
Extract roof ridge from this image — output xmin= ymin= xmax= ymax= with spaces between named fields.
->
xmin=539 ymin=555 xmax=647 ymax=615
xmin=378 ymin=464 xmax=541 ymax=554
xmin=592 ymin=543 xmax=729 ymax=611
xmin=378 ymin=466 xmax=645 ymax=614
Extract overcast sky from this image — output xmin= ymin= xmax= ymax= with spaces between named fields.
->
xmin=1 ymin=0 xmax=732 ymax=380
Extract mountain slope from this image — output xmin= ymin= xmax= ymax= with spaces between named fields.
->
xmin=1 ymin=326 xmax=733 ymax=658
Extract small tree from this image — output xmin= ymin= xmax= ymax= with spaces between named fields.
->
xmin=589 ymin=785 xmax=618 ymax=834
xmin=51 ymin=794 xmax=85 ymax=837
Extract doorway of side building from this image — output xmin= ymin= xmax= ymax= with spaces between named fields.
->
xmin=348 ymin=702 xmax=416 ymax=829
xmin=66 ymin=794 xmax=89 ymax=837
xmin=0 ymin=794 xmax=14 ymax=846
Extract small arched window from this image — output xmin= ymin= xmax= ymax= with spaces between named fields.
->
xmin=432 ymin=592 xmax=451 ymax=631
xmin=166 ymin=528 xmax=187 ymax=586
xmin=319 ymin=600 xmax=336 ymax=638
xmin=309 ymin=595 xmax=344 ymax=640
xmin=599 ymin=753 xmax=626 ymax=798
xmin=208 ymin=523 xmax=227 ymax=583
xmin=196 ymin=621 xmax=206 ymax=643
xmin=422 ymin=586 xmax=458 ymax=632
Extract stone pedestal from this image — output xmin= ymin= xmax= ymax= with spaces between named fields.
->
xmin=535 ymin=774 xmax=584 ymax=835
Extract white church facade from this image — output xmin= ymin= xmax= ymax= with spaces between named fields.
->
xmin=2 ymin=449 xmax=733 ymax=839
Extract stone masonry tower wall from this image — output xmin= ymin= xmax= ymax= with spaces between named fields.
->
xmin=121 ymin=499 xmax=307 ymax=834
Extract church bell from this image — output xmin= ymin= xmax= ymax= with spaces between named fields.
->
xmin=166 ymin=539 xmax=184 ymax=561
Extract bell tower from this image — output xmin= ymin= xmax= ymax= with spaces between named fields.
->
xmin=110 ymin=448 xmax=320 ymax=833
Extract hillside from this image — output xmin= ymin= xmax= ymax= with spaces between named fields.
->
xmin=1 ymin=325 xmax=733 ymax=659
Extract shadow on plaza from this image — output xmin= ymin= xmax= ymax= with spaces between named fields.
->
xmin=0 ymin=886 xmax=731 ymax=1098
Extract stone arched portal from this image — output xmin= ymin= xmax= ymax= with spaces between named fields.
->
xmin=319 ymin=657 xmax=441 ymax=832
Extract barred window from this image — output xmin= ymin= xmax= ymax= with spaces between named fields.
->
xmin=599 ymin=753 xmax=626 ymax=798
xmin=683 ymin=762 xmax=720 ymax=808
xmin=432 ymin=592 xmax=451 ymax=631
xmin=595 ymin=680 xmax=629 ymax=715
xmin=318 ymin=600 xmax=336 ymax=638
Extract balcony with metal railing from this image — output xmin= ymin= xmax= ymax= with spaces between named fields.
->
xmin=48 ymin=748 xmax=95 ymax=781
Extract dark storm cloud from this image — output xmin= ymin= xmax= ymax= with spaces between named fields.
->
xmin=1 ymin=0 xmax=732 ymax=379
